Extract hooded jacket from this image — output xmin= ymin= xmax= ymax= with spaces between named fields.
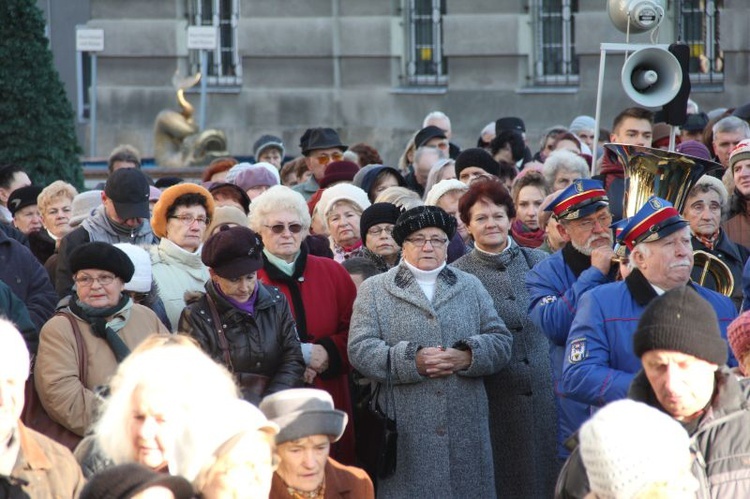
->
xmin=55 ymin=205 xmax=156 ymax=296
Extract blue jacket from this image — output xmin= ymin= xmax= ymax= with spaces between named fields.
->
xmin=0 ymin=229 xmax=56 ymax=331
xmin=562 ymin=269 xmax=738 ymax=408
xmin=526 ymin=244 xmax=615 ymax=456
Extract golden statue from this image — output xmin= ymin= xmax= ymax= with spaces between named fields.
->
xmin=153 ymin=72 xmax=228 ymax=168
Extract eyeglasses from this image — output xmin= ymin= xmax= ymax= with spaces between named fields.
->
xmin=405 ymin=236 xmax=448 ymax=248
xmin=169 ymin=214 xmax=210 ymax=226
xmin=264 ymin=223 xmax=304 ymax=234
xmin=74 ymin=273 xmax=117 ymax=287
xmin=311 ymin=151 xmax=344 ymax=166
xmin=367 ymin=226 xmax=394 ymax=236
xmin=571 ymin=212 xmax=613 ymax=232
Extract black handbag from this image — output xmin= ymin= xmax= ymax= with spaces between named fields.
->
xmin=355 ymin=351 xmax=397 ymax=480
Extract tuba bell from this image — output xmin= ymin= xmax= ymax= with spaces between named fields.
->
xmin=604 ymin=144 xmax=734 ymax=296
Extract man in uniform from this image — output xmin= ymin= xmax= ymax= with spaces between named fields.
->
xmin=526 ymin=179 xmax=617 ymax=458
xmin=561 ymin=196 xmax=737 ymax=408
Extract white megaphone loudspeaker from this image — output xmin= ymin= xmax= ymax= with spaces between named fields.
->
xmin=621 ymin=46 xmax=682 ymax=107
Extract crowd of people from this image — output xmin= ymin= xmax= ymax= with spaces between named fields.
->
xmin=4 ymin=103 xmax=750 ymax=498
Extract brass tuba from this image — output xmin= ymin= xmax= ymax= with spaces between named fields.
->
xmin=604 ymin=144 xmax=734 ymax=296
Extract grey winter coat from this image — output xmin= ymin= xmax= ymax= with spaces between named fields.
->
xmin=453 ymin=244 xmax=559 ymax=498
xmin=348 ymin=263 xmax=513 ymax=499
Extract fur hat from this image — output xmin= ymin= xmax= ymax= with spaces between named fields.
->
xmin=455 ymin=148 xmax=500 ymax=178
xmin=579 ymin=400 xmax=696 ymax=499
xmin=633 ymin=286 xmax=728 ymax=365
xmin=202 ymin=226 xmax=264 ymax=279
xmin=424 ymin=179 xmax=468 ymax=207
xmin=319 ymin=183 xmax=371 ymax=218
xmin=260 ymin=388 xmax=347 ymax=445
xmin=70 ymin=242 xmax=135 ymax=283
xmin=113 ymin=243 xmax=151 ymax=293
xmin=392 ymin=205 xmax=456 ymax=246
xmin=360 ymin=203 xmax=402 ymax=244
xmin=151 ymin=183 xmax=215 ymax=238
xmin=69 ymin=190 xmax=104 ymax=228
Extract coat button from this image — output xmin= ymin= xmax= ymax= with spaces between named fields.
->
xmin=436 ymin=390 xmax=443 ymax=396
xmin=507 ymin=295 xmax=516 ymax=301
xmin=436 ymin=427 xmax=446 ymax=436
xmin=256 ymin=362 xmax=261 ymax=367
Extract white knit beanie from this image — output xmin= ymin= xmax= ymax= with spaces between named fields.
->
xmin=424 ymin=179 xmax=468 ymax=206
xmin=579 ymin=400 xmax=697 ymax=499
xmin=569 ymin=115 xmax=596 ymax=133
xmin=319 ymin=183 xmax=371 ymax=218
xmin=113 ymin=243 xmax=152 ymax=293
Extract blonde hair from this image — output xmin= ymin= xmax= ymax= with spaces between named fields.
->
xmin=37 ymin=180 xmax=78 ymax=215
xmin=95 ymin=338 xmax=238 ymax=466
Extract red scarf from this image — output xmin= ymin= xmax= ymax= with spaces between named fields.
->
xmin=511 ymin=219 xmax=545 ymax=248
xmin=694 ymin=230 xmax=720 ymax=250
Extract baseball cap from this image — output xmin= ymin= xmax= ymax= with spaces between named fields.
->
xmin=104 ymin=169 xmax=150 ymax=220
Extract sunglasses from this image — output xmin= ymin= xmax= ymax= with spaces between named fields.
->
xmin=312 ymin=152 xmax=344 ymax=166
xmin=264 ymin=223 xmax=304 ymax=234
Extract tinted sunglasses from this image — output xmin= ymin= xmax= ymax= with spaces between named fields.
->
xmin=264 ymin=223 xmax=304 ymax=234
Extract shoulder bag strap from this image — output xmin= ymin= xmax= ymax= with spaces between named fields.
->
xmin=56 ymin=311 xmax=88 ymax=384
xmin=206 ymin=294 xmax=235 ymax=372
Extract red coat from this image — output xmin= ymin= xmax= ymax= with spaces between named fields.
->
xmin=259 ymin=250 xmax=357 ymax=463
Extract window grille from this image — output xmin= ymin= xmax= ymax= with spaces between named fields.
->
xmin=187 ymin=0 xmax=241 ymax=87
xmin=405 ymin=0 xmax=447 ymax=86
xmin=532 ymin=0 xmax=578 ymax=86
xmin=677 ymin=0 xmax=723 ymax=86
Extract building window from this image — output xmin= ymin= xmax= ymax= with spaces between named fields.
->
xmin=76 ymin=51 xmax=92 ymax=121
xmin=677 ymin=0 xmax=723 ymax=86
xmin=187 ymin=0 xmax=241 ymax=87
xmin=532 ymin=0 xmax=578 ymax=86
xmin=405 ymin=0 xmax=447 ymax=86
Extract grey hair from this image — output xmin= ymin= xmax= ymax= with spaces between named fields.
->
xmin=713 ymin=116 xmax=750 ymax=138
xmin=422 ymin=111 xmax=450 ymax=129
xmin=542 ymin=149 xmax=590 ymax=187
xmin=375 ymin=186 xmax=424 ymax=211
xmin=630 ymin=226 xmax=690 ymax=270
xmin=248 ymin=185 xmax=312 ymax=233
xmin=686 ymin=176 xmax=729 ymax=220
xmin=95 ymin=341 xmax=238 ymax=466
xmin=423 ymin=159 xmax=456 ymax=200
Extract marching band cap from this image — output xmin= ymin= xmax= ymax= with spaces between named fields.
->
xmin=544 ymin=178 xmax=609 ymax=221
xmin=617 ymin=196 xmax=688 ymax=251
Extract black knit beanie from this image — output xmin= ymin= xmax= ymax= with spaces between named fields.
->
xmin=80 ymin=463 xmax=194 ymax=499
xmin=360 ymin=203 xmax=402 ymax=244
xmin=633 ymin=286 xmax=728 ymax=365
xmin=392 ymin=205 xmax=457 ymax=246
xmin=69 ymin=242 xmax=135 ymax=283
xmin=455 ymin=148 xmax=500 ymax=178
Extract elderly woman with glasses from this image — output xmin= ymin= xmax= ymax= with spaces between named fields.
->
xmin=348 ymin=205 xmax=513 ymax=498
xmin=149 ymin=183 xmax=215 ymax=330
xmin=34 ymin=242 xmax=169 ymax=438
xmin=359 ymin=203 xmax=402 ymax=273
xmin=250 ymin=185 xmax=358 ymax=464
xmin=178 ymin=226 xmax=304 ymax=405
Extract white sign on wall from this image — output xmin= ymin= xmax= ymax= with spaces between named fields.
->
xmin=187 ymin=26 xmax=218 ymax=50
xmin=76 ymin=29 xmax=104 ymax=52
